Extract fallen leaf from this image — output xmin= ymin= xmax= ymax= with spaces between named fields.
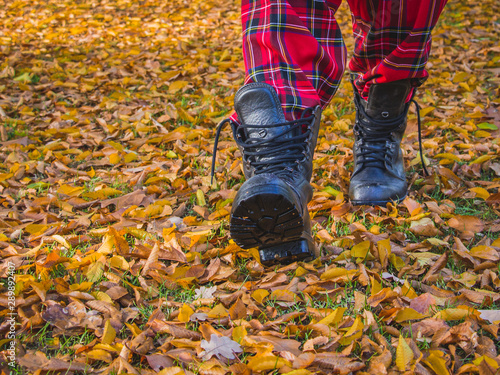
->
xmin=199 ymin=334 xmax=243 ymax=361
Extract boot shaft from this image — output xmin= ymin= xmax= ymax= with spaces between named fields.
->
xmin=232 ymin=83 xmax=321 ymax=183
xmin=349 ymin=79 xmax=413 ymax=205
xmin=363 ymin=79 xmax=413 ymax=120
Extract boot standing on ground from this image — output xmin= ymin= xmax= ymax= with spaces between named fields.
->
xmin=213 ymin=0 xmax=448 ymax=265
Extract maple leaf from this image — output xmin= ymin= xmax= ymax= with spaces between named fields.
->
xmin=194 ymin=285 xmax=217 ymax=299
xmin=199 ymin=334 xmax=243 ymax=361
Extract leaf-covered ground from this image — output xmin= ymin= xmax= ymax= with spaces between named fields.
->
xmin=0 ymin=0 xmax=499 ymax=374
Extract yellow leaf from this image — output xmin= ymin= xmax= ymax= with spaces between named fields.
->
xmin=351 ymin=240 xmax=370 ymax=258
xmin=247 ymin=354 xmax=291 ymax=372
xmin=232 ymin=326 xmax=247 ymax=343
xmin=370 ymin=276 xmax=382 ymax=295
xmin=157 ymin=367 xmax=186 ymax=375
xmin=433 ymin=307 xmax=478 ymax=321
xmin=470 ymin=246 xmax=499 ymax=261
xmin=459 ymin=82 xmax=471 ymax=91
xmin=317 ymin=307 xmax=346 ymax=326
xmin=83 ymin=187 xmax=122 ymax=200
xmin=470 ymin=155 xmax=493 ymax=165
xmin=143 ymin=204 xmax=164 ymax=218
xmin=473 ymin=355 xmax=499 ymax=369
xmin=125 ymin=227 xmax=156 ymax=240
xmin=219 ymin=49 xmax=231 ymax=62
xmin=109 ymin=153 xmax=121 ymax=164
xmin=320 ymin=267 xmax=358 ymax=280
xmin=340 ymin=316 xmax=363 ymax=345
xmin=177 ymin=107 xmax=195 ymax=123
xmin=269 ymin=289 xmax=301 ymax=302
xmin=453 ymin=72 xmax=469 ymax=83
xmin=435 ymin=153 xmax=461 ymax=162
xmin=168 ymin=80 xmax=189 ymax=93
xmin=420 ymin=106 xmax=435 ymax=117
xmin=332 ymin=250 xmax=351 ymax=262
xmin=93 ymin=291 xmax=113 ymax=303
xmin=396 ymin=335 xmax=414 ymax=372
xmin=196 ymin=189 xmax=206 ymax=206
xmin=102 ymin=320 xmax=116 ymax=345
xmin=24 ymin=223 xmax=49 ymax=235
xmin=92 ymin=237 xmax=111 ymax=256
xmin=109 ymin=255 xmax=129 ymax=270
xmin=124 ymin=153 xmax=138 ymax=163
xmin=424 ymin=350 xmax=450 ymax=375
xmin=87 ymin=167 xmax=96 ymax=178
xmin=401 ymin=280 xmax=418 ymax=299
xmin=87 ymin=258 xmax=105 ymax=283
xmin=125 ymin=323 xmax=142 ymax=337
xmin=93 ymin=343 xmax=119 ymax=352
xmin=207 ymin=303 xmax=228 ymax=319
xmin=50 ymin=235 xmax=71 ymax=249
xmin=282 ymin=370 xmax=312 ymax=375
xmin=389 ymin=253 xmax=405 ymax=271
xmin=295 ymin=266 xmax=308 ymax=277
xmin=86 ymin=349 xmax=113 ymax=363
xmin=475 ymin=130 xmax=493 ymax=138
xmin=469 ymin=187 xmax=490 ymax=200
xmin=251 ymin=289 xmax=269 ymax=304
xmin=160 ymin=71 xmax=180 ymax=81
xmin=69 ymin=282 xmax=93 ymax=291
xmin=394 ymin=308 xmax=428 ymax=323
xmin=178 ymin=303 xmax=194 ymax=323
xmin=57 ymin=184 xmax=85 ymax=197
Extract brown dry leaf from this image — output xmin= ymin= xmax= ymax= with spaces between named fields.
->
xmin=409 ymin=217 xmax=440 ymax=237
xmin=422 ymin=251 xmax=448 ymax=283
xmin=312 ymin=353 xmax=365 ymax=374
xmin=149 ymin=320 xmax=202 ymax=340
xmin=229 ymin=298 xmax=247 ymax=320
xmin=408 ymin=292 xmax=434 ymax=312
xmin=448 ymin=215 xmax=484 ymax=233
xmin=18 ymin=351 xmax=90 ymax=372
xmin=367 ymin=288 xmax=398 ymax=307
xmin=293 ymin=352 xmax=316 ymax=369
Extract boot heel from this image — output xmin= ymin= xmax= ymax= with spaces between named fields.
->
xmin=259 ymin=238 xmax=316 ymax=266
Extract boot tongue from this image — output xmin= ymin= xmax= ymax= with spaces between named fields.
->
xmin=365 ymin=80 xmax=412 ymax=120
xmin=234 ymin=83 xmax=294 ymax=141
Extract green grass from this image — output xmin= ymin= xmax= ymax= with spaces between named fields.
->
xmin=452 ymin=198 xmax=497 ymax=221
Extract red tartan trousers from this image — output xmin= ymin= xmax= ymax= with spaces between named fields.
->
xmin=239 ymin=0 xmax=448 ymax=120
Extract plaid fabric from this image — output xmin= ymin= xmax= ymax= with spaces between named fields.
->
xmin=238 ymin=0 xmax=448 ymax=120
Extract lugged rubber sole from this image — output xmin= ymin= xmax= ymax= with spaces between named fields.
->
xmin=230 ymin=192 xmax=304 ymax=249
xmin=350 ymin=193 xmax=407 ymax=206
xmin=258 ymin=239 xmax=315 ymax=266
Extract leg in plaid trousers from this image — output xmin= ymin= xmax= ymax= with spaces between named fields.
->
xmin=240 ymin=0 xmax=448 ymax=119
xmin=218 ymin=0 xmax=448 ymax=264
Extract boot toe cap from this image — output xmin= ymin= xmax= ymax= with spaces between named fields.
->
xmin=349 ymin=181 xmax=407 ymax=206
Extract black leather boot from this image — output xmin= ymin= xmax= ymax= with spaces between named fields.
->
xmin=349 ymin=78 xmax=413 ymax=206
xmin=228 ymin=83 xmax=321 ymax=265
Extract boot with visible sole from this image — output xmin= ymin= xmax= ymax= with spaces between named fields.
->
xmin=349 ymin=78 xmax=413 ymax=206
xmin=228 ymin=83 xmax=321 ymax=265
